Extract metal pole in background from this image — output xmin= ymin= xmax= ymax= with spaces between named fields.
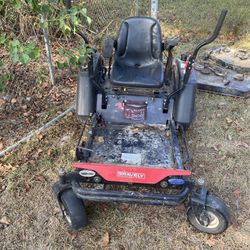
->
xmin=41 ymin=14 xmax=56 ymax=85
xmin=135 ymin=0 xmax=139 ymax=16
xmin=151 ymin=0 xmax=158 ymax=19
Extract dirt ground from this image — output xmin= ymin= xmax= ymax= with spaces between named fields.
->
xmin=0 ymin=46 xmax=77 ymax=148
xmin=0 ymin=90 xmax=249 ymax=250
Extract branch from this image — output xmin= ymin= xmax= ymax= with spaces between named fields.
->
xmin=0 ymin=105 xmax=75 ymax=158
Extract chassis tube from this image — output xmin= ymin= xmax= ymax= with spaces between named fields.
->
xmin=72 ymin=185 xmax=190 ymax=206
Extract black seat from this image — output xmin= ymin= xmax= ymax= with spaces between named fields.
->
xmin=110 ymin=17 xmax=164 ymax=88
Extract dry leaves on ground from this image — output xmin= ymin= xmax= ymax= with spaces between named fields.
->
xmin=102 ymin=232 xmax=110 ymax=247
xmin=0 ymin=216 xmax=12 ymax=225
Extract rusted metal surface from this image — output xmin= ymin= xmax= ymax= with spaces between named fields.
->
xmin=96 ymin=94 xmax=169 ymax=124
xmin=88 ymin=124 xmax=174 ymax=168
xmin=195 ymin=47 xmax=250 ymax=97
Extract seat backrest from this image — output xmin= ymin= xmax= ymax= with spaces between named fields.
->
xmin=115 ymin=16 xmax=162 ymax=67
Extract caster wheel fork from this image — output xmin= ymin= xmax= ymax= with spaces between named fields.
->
xmin=187 ymin=187 xmax=230 ymax=234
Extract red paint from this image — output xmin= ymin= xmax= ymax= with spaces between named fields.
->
xmin=115 ymin=102 xmax=124 ymax=110
xmin=184 ymin=59 xmax=189 ymax=71
xmin=73 ymin=162 xmax=191 ymax=184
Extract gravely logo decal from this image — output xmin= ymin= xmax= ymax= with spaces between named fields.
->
xmin=117 ymin=171 xmax=146 ymax=179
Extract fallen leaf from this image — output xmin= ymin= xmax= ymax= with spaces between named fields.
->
xmin=206 ymin=239 xmax=217 ymax=247
xmin=97 ymin=136 xmax=104 ymax=144
xmin=218 ymin=102 xmax=226 ymax=109
xmin=1 ymin=184 xmax=6 ymax=192
xmin=20 ymin=231 xmax=27 ymax=241
xmin=225 ymin=117 xmax=233 ymax=124
xmin=131 ymin=128 xmax=139 ymax=132
xmin=0 ymin=216 xmax=11 ymax=225
xmin=234 ymin=74 xmax=244 ymax=81
xmin=118 ymin=244 xmax=126 ymax=250
xmin=212 ymin=144 xmax=221 ymax=152
xmin=138 ymin=228 xmax=145 ymax=236
xmin=0 ymin=163 xmax=16 ymax=175
xmin=0 ymin=99 xmax=5 ymax=107
xmin=233 ymin=120 xmax=242 ymax=128
xmin=102 ymin=232 xmax=110 ymax=247
xmin=119 ymin=203 xmax=130 ymax=211
xmin=236 ymin=142 xmax=249 ymax=149
xmin=0 ymin=142 xmax=3 ymax=151
xmin=11 ymin=98 xmax=17 ymax=104
xmin=37 ymin=149 xmax=43 ymax=154
xmin=70 ymin=149 xmax=75 ymax=158
xmin=220 ymin=155 xmax=226 ymax=160
xmin=52 ymin=207 xmax=61 ymax=215
xmin=67 ymin=231 xmax=77 ymax=241
xmin=35 ymin=175 xmax=46 ymax=182
xmin=233 ymin=189 xmax=241 ymax=196
xmin=24 ymin=181 xmax=30 ymax=192
xmin=42 ymin=82 xmax=49 ymax=88
xmin=37 ymin=134 xmax=44 ymax=140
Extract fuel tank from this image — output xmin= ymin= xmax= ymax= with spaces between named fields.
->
xmin=174 ymin=64 xmax=197 ymax=127
xmin=76 ymin=68 xmax=97 ymax=118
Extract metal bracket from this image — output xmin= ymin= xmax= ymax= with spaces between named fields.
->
xmin=167 ymin=98 xmax=174 ymax=122
xmin=52 ymin=181 xmax=72 ymax=217
xmin=191 ymin=187 xmax=209 ymax=226
xmin=76 ymin=113 xmax=100 ymax=161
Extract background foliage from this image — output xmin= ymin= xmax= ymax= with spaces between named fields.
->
xmin=0 ymin=0 xmax=249 ymax=89
xmin=0 ymin=0 xmax=91 ymax=67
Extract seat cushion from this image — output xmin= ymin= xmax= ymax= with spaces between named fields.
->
xmin=111 ymin=60 xmax=164 ymax=88
xmin=110 ymin=16 xmax=164 ymax=88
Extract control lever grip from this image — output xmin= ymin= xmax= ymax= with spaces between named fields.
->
xmin=183 ymin=10 xmax=227 ymax=85
xmin=193 ymin=10 xmax=227 ymax=59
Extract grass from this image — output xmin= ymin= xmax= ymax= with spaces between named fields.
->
xmin=0 ymin=74 xmax=12 ymax=93
xmin=233 ymin=33 xmax=250 ymax=50
xmin=0 ymin=1 xmax=250 ymax=249
xmin=0 ymin=92 xmax=250 ymax=249
xmin=159 ymin=0 xmax=250 ymax=36
xmin=0 ymin=81 xmax=6 ymax=92
xmin=83 ymin=0 xmax=250 ymax=55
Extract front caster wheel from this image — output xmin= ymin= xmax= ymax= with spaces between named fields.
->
xmin=187 ymin=195 xmax=230 ymax=234
xmin=59 ymin=189 xmax=88 ymax=230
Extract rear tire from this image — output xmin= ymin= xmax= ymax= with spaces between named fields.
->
xmin=187 ymin=195 xmax=230 ymax=234
xmin=60 ymin=189 xmax=88 ymax=230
